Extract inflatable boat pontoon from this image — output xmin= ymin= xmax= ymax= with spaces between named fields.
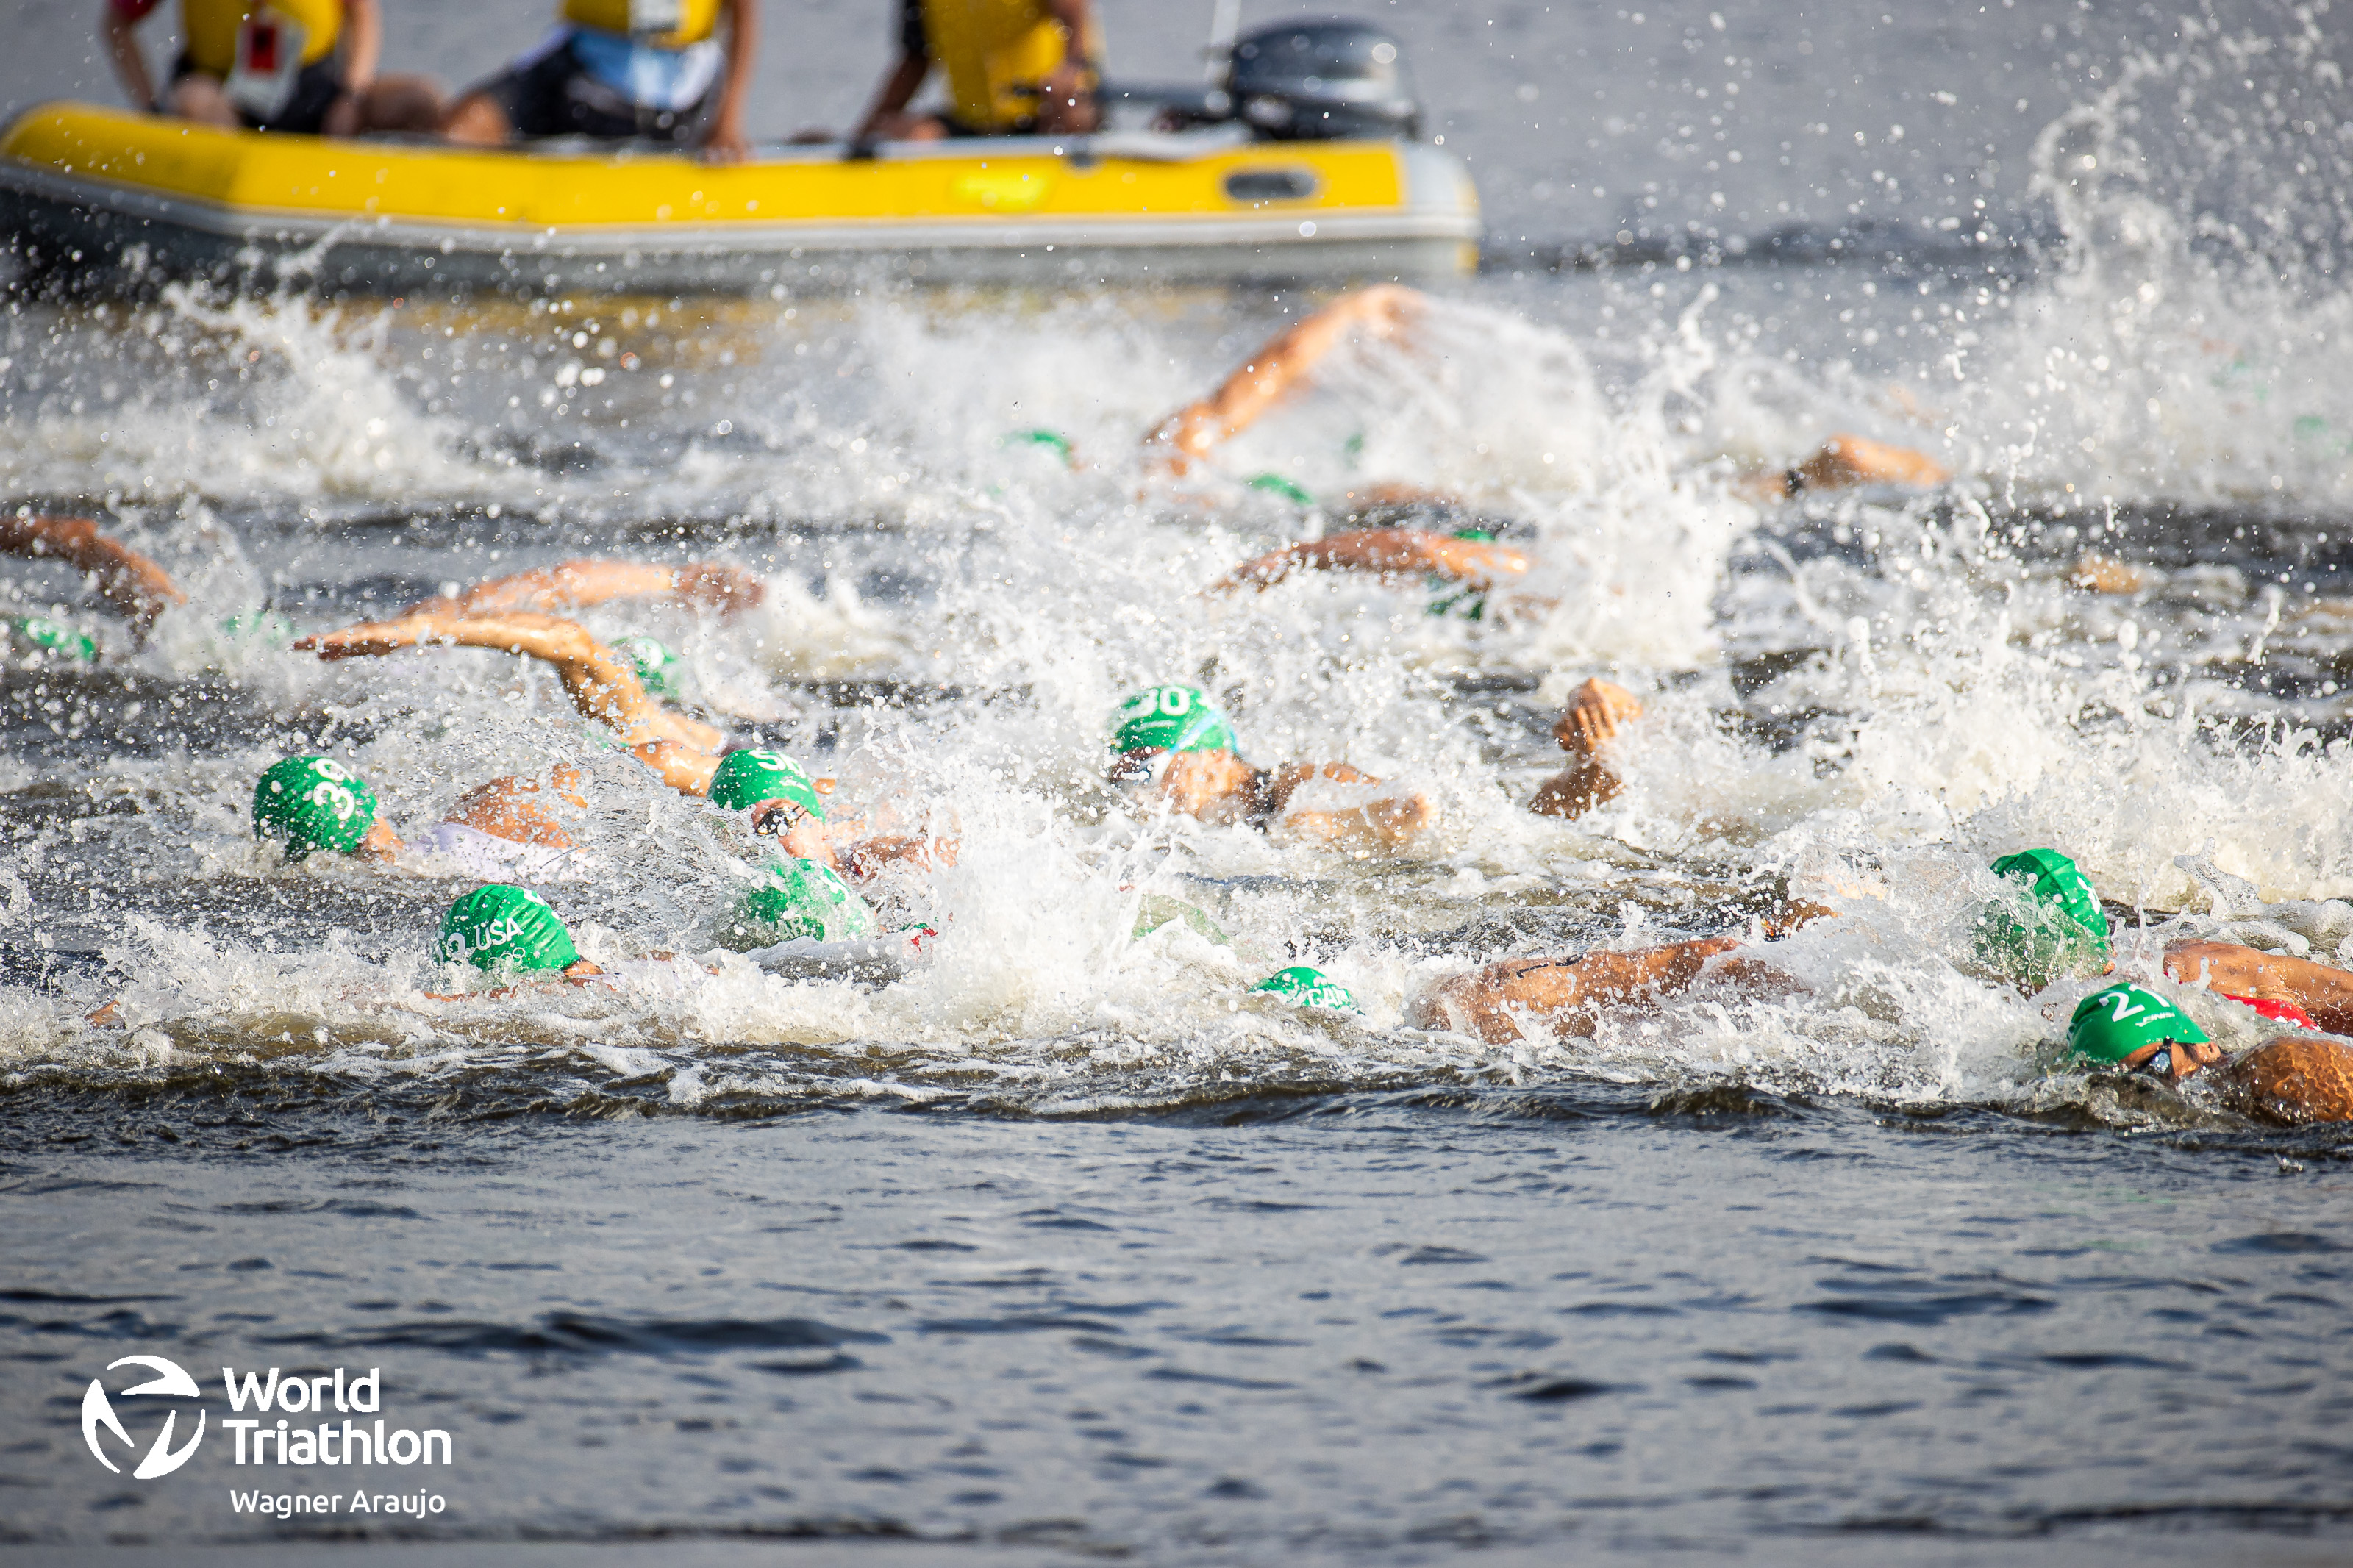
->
xmin=0 ymin=102 xmax=1481 ymax=296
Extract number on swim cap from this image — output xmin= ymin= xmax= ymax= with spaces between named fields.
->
xmin=1159 ymin=689 xmax=1192 ymax=717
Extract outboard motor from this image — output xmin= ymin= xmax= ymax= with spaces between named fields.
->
xmin=1224 ymin=19 xmax=1421 ymax=141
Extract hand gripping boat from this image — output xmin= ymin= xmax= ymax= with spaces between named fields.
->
xmin=0 ymin=101 xmax=1479 ymax=296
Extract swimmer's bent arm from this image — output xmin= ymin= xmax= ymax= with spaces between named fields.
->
xmin=292 ymin=611 xmax=726 ymax=756
xmin=1254 ymin=760 xmax=1433 ymax=853
xmin=406 ymin=559 xmax=765 ymax=617
xmin=2165 ymin=940 xmax=2353 ymax=1034
xmin=1145 ymin=284 xmax=1426 ymax=473
xmin=1212 ymin=529 xmax=1530 ymax=593
xmin=0 ymin=514 xmax=185 ymax=633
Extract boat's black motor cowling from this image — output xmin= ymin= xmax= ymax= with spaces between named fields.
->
xmin=1225 ymin=20 xmax=1420 ymax=141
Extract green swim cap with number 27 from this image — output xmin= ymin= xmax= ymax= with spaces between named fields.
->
xmin=2067 ymin=981 xmax=2209 ymax=1064
xmin=1112 ymin=686 xmax=1238 ymax=754
xmin=252 ymin=756 xmax=377 ymax=861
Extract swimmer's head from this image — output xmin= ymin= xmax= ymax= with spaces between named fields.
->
xmin=1252 ymin=965 xmax=1359 ymax=1013
xmin=7 ymin=614 xmax=98 ymax=664
xmin=1971 ymin=848 xmax=2112 ymax=988
xmin=707 ymin=748 xmax=826 ymax=825
xmin=434 ymin=884 xmax=581 ymax=974
xmin=253 ymin=756 xmax=378 ymax=862
xmin=2067 ymin=981 xmax=2208 ymax=1066
xmin=614 ymin=634 xmax=679 ymax=697
xmin=1110 ymin=686 xmax=1238 ymax=762
xmin=726 ymin=855 xmax=877 ymax=948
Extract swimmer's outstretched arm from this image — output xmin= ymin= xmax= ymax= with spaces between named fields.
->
xmin=1211 ymin=529 xmax=1530 ymax=593
xmin=405 ymin=559 xmax=765 ymax=617
xmin=2165 ymin=940 xmax=2353 ymax=1034
xmin=1734 ymin=434 xmax=1952 ymax=501
xmin=1144 ymin=284 xmax=1426 ymax=474
xmin=1410 ymin=935 xmax=1767 ymax=1044
xmin=0 ymin=513 xmax=185 ymax=633
xmin=292 ymin=611 xmax=726 ymax=758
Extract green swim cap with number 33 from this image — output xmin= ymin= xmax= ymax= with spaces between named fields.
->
xmin=252 ymin=756 xmax=378 ymax=861
xmin=1112 ymin=686 xmax=1238 ymax=754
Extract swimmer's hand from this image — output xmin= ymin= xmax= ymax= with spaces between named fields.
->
xmin=1210 ymin=529 xmax=1529 ymax=593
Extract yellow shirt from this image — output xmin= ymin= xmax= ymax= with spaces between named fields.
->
xmin=910 ymin=0 xmax=1100 ymax=132
xmin=175 ymin=0 xmax=342 ymax=77
xmin=560 ymin=0 xmax=724 ymax=50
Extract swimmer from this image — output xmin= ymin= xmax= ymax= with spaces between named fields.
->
xmin=1107 ymin=684 xmax=1433 ymax=854
xmin=291 ymin=610 xmax=725 ymax=792
xmin=2064 ymin=981 xmax=2353 ymax=1125
xmin=704 ymin=748 xmax=956 ymax=879
xmin=403 ymin=558 xmax=765 ymax=619
xmin=432 ymin=884 xmax=605 ymax=985
xmin=1149 ymin=284 xmax=1949 ymax=501
xmin=1 ymin=512 xmax=185 ymax=642
xmin=1410 ymin=848 xmax=2353 ymax=1123
xmin=254 ymin=753 xmax=600 ymax=883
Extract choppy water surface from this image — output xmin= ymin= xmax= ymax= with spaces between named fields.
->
xmin=6 ymin=0 xmax=2353 ymax=1558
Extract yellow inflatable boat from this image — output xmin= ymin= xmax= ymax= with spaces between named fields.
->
xmin=0 ymin=102 xmax=1479 ymax=296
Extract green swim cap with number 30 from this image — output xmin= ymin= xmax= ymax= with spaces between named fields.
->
xmin=707 ymin=748 xmax=825 ymax=818
xmin=1112 ymin=686 xmax=1238 ymax=754
xmin=252 ymin=756 xmax=378 ymax=861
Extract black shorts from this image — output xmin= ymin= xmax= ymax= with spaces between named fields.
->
xmin=468 ymin=37 xmax=710 ymax=144
xmin=172 ymin=52 xmax=345 ymax=135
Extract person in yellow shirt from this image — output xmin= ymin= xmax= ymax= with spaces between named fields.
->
xmin=851 ymin=0 xmax=1100 ymax=143
xmin=440 ymin=0 xmax=759 ymax=161
xmin=100 ymin=0 xmax=443 ymax=135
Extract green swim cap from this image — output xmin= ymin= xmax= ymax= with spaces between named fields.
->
xmin=707 ymin=748 xmax=826 ymax=818
xmin=1005 ymin=429 xmax=1074 ymax=465
xmin=1252 ymin=965 xmax=1359 ymax=1012
xmin=1111 ymin=686 xmax=1238 ymax=755
xmin=2067 ymin=982 xmax=2209 ymax=1065
xmin=7 ymin=615 xmax=97 ymax=662
xmin=614 ymin=634 xmax=678 ymax=697
xmin=434 ymin=884 xmax=581 ymax=973
xmin=218 ymin=610 xmax=296 ymax=648
xmin=1971 ymin=848 xmax=2113 ymax=987
xmin=1247 ymin=473 xmax=1316 ymax=506
xmin=729 ymin=856 xmax=877 ymax=948
xmin=252 ymin=756 xmax=378 ymax=861
xmin=1133 ymin=894 xmax=1229 ymax=945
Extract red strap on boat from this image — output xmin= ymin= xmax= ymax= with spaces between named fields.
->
xmin=2222 ymin=993 xmax=2318 ymax=1030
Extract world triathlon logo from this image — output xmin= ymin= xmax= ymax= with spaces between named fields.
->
xmin=81 ymin=1355 xmax=206 ymax=1480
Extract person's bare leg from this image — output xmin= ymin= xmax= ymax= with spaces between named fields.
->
xmin=164 ymin=74 xmax=241 ymax=128
xmin=1529 ymin=678 xmax=1643 ymax=820
xmin=440 ymin=92 xmax=513 ymax=146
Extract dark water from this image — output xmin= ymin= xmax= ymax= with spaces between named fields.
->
xmin=9 ymin=0 xmax=2353 ymax=1559
xmin=7 ymin=1096 xmax=2353 ymax=1563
